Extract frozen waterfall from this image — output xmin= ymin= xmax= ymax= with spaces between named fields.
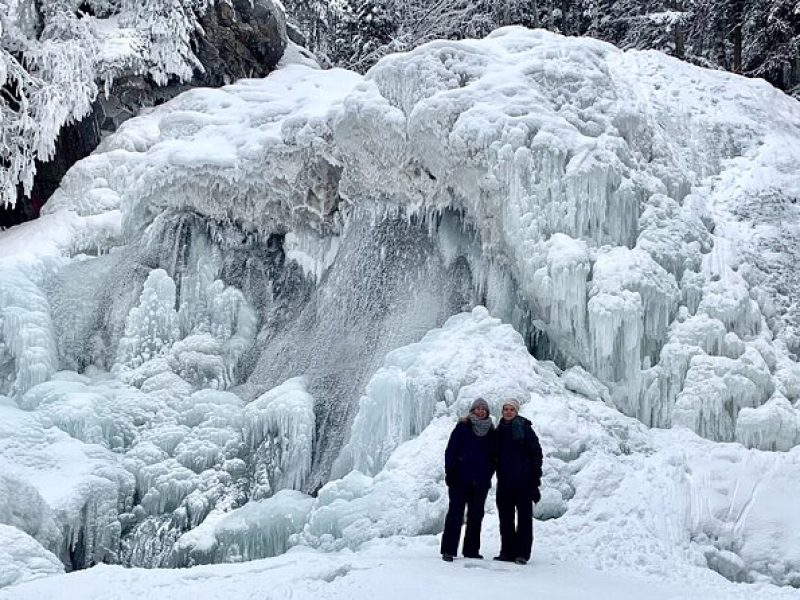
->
xmin=1 ymin=27 xmax=800 ymax=593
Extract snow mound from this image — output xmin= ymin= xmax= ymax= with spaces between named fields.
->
xmin=0 ymin=525 xmax=64 ymax=589
xmin=171 ymin=490 xmax=314 ymax=566
xmin=0 ymin=397 xmax=134 ymax=571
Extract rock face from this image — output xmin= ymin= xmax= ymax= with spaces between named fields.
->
xmin=195 ymin=0 xmax=288 ymax=87
xmin=99 ymin=0 xmax=287 ymax=129
xmin=3 ymin=0 xmax=288 ymax=229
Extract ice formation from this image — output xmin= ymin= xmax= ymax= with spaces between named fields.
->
xmin=332 ymin=306 xmax=545 ymax=478
xmin=1 ymin=26 xmax=800 ymax=595
xmin=0 ymin=396 xmax=134 ymax=570
xmin=0 ymin=266 xmax=58 ymax=396
xmin=243 ymin=378 xmax=315 ymax=496
xmin=0 ymin=525 xmax=64 ymax=588
xmin=171 ymin=490 xmax=314 ymax=566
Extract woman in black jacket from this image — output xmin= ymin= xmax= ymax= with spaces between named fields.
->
xmin=441 ymin=397 xmax=495 ymax=562
xmin=494 ymin=398 xmax=543 ymax=565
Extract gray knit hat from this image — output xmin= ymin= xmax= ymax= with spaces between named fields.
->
xmin=469 ymin=397 xmax=490 ymax=414
xmin=502 ymin=398 xmax=520 ymax=413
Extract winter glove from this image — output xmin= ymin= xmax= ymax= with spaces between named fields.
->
xmin=532 ymin=487 xmax=541 ymax=504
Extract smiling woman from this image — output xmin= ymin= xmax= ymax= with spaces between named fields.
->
xmin=440 ymin=397 xmax=495 ymax=562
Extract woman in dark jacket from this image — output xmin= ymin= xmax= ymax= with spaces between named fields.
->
xmin=494 ymin=398 xmax=543 ymax=565
xmin=441 ymin=397 xmax=495 ymax=562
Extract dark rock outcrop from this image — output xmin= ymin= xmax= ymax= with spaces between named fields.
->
xmin=195 ymin=0 xmax=288 ymax=87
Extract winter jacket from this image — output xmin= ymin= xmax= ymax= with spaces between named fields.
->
xmin=444 ymin=419 xmax=496 ymax=489
xmin=495 ymin=416 xmax=543 ymax=502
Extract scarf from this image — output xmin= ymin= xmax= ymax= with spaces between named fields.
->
xmin=510 ymin=415 xmax=527 ymax=442
xmin=499 ymin=415 xmax=527 ymax=442
xmin=469 ymin=414 xmax=493 ymax=437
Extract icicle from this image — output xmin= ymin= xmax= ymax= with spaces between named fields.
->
xmin=243 ymin=378 xmax=315 ymax=495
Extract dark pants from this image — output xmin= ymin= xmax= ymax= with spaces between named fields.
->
xmin=496 ymin=484 xmax=533 ymax=560
xmin=440 ymin=484 xmax=489 ymax=556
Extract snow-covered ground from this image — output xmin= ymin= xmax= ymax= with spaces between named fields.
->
xmin=5 ymin=532 xmax=799 ymax=600
xmin=2 ymin=26 xmax=800 ymax=599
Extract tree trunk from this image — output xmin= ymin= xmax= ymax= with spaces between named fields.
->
xmin=674 ymin=23 xmax=684 ymax=59
xmin=671 ymin=1 xmax=684 ymax=59
xmin=732 ymin=22 xmax=742 ymax=73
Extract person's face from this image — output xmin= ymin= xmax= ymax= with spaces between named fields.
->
xmin=472 ymin=405 xmax=488 ymax=419
xmin=502 ymin=404 xmax=517 ymax=421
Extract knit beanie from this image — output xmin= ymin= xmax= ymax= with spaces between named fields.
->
xmin=502 ymin=399 xmax=520 ymax=413
xmin=470 ymin=397 xmax=490 ymax=415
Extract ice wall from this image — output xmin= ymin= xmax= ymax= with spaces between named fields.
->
xmin=244 ymin=378 xmax=315 ymax=496
xmin=330 ymin=28 xmax=800 ymax=442
xmin=240 ymin=215 xmax=476 ymax=488
xmin=35 ymin=29 xmax=800 ymax=447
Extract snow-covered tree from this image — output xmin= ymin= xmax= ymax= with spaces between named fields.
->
xmin=287 ymin=0 xmax=800 ymax=97
xmin=0 ymin=0 xmax=214 ymax=207
xmin=283 ymin=0 xmax=335 ymax=60
xmin=744 ymin=0 xmax=800 ymax=91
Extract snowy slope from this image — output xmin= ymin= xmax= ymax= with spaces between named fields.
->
xmin=3 ymin=534 xmax=799 ymax=600
xmin=1 ymin=26 xmax=800 ymax=597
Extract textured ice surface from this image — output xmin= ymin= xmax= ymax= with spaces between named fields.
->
xmin=171 ymin=490 xmax=314 ymax=566
xmin=0 ymin=396 xmax=134 ymax=570
xmin=27 ymin=28 xmax=800 ymax=449
xmin=0 ymin=525 xmax=64 ymax=588
xmin=154 ymin=309 xmax=800 ymax=589
xmin=243 ymin=378 xmax=315 ymax=496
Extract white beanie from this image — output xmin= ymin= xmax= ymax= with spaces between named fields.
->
xmin=502 ymin=399 xmax=520 ymax=413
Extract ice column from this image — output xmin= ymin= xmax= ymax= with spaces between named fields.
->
xmin=0 ymin=267 xmax=58 ymax=396
xmin=115 ymin=269 xmax=180 ymax=370
xmin=243 ymin=378 xmax=315 ymax=496
xmin=529 ymin=234 xmax=591 ymax=360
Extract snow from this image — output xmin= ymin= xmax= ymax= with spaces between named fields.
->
xmin=2 ymin=531 xmax=799 ymax=600
xmin=0 ymin=398 xmax=134 ymax=569
xmin=0 ymin=525 xmax=63 ymax=589
xmin=1 ymin=24 xmax=800 ymax=598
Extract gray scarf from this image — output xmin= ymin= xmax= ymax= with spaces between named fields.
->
xmin=502 ymin=415 xmax=527 ymax=442
xmin=469 ymin=414 xmax=493 ymax=437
